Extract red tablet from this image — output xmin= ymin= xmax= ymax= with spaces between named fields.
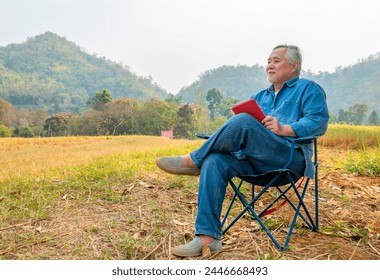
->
xmin=231 ymin=99 xmax=266 ymax=122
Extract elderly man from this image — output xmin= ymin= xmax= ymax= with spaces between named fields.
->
xmin=156 ymin=44 xmax=329 ymax=257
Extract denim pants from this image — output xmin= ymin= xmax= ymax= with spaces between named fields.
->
xmin=190 ymin=113 xmax=305 ymax=240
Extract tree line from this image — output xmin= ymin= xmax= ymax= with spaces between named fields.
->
xmin=0 ymin=90 xmax=217 ymax=138
xmin=0 ymin=88 xmax=378 ymax=138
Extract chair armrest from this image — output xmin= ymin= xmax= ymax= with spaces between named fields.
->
xmin=294 ymin=136 xmax=318 ymax=145
xmin=196 ymin=134 xmax=319 ymax=143
xmin=196 ymin=133 xmax=210 ymax=139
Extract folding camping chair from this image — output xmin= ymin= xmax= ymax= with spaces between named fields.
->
xmin=221 ymin=136 xmax=320 ymax=251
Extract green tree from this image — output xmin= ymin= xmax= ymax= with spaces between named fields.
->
xmin=350 ymin=104 xmax=368 ymax=124
xmin=0 ymin=123 xmax=12 ymax=137
xmin=206 ymin=116 xmax=228 ymax=135
xmin=368 ymin=110 xmax=379 ymax=125
xmin=174 ymin=103 xmax=207 ymax=139
xmin=165 ymin=94 xmax=182 ymax=104
xmin=338 ymin=103 xmax=368 ymax=125
xmin=86 ymin=90 xmax=113 ymax=111
xmin=14 ymin=126 xmax=35 ymax=137
xmin=206 ymin=88 xmax=223 ymax=121
xmin=43 ymin=113 xmax=71 ymax=136
xmin=135 ymin=99 xmax=177 ymax=136
xmin=337 ymin=109 xmax=349 ymax=124
xmin=67 ymin=114 xmax=84 ymax=136
xmin=328 ymin=112 xmax=338 ymax=124
xmin=217 ymin=96 xmax=240 ymax=118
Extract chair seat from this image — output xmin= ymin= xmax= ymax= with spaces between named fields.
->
xmin=239 ymin=169 xmax=302 ymax=187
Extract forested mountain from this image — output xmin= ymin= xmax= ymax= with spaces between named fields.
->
xmin=1 ymin=32 xmax=379 ymax=119
xmin=0 ymin=32 xmax=169 ymax=114
xmin=178 ymin=54 xmax=380 ymax=118
xmin=177 ymin=65 xmax=268 ymax=106
xmin=303 ymin=54 xmax=380 ymax=116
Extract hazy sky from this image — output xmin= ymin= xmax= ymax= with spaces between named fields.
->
xmin=1 ymin=0 xmax=379 ymax=93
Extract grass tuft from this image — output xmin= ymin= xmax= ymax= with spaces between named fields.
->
xmin=342 ymin=149 xmax=380 ymax=176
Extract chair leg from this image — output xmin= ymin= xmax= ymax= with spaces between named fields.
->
xmin=223 ymin=179 xmax=284 ymax=250
xmin=221 ymin=179 xmax=244 ymax=228
xmin=222 ymin=174 xmax=283 ymax=234
xmin=314 ymin=138 xmax=319 ymax=230
xmin=272 ymin=181 xmax=315 ymax=230
xmin=222 ymin=176 xmax=286 ymax=250
xmin=288 ymin=175 xmax=317 ymax=231
xmin=222 ymin=174 xmax=318 ymax=251
xmin=314 ymin=170 xmax=319 ymax=231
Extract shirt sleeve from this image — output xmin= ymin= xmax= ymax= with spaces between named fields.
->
xmin=290 ymin=83 xmax=329 ymax=138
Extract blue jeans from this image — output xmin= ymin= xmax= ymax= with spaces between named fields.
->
xmin=190 ymin=113 xmax=305 ymax=239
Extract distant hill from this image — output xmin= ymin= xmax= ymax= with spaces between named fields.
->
xmin=0 ymin=32 xmax=169 ymax=114
xmin=1 ymin=32 xmax=379 ymax=119
xmin=303 ymin=54 xmax=380 ymax=116
xmin=178 ymin=54 xmax=380 ymax=118
xmin=177 ymin=65 xmax=268 ymax=105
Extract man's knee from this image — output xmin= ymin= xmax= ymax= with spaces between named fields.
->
xmin=202 ymin=153 xmax=231 ymax=172
xmin=226 ymin=113 xmax=262 ymax=130
xmin=202 ymin=153 xmax=247 ymax=181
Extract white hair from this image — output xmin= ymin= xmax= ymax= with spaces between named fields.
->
xmin=273 ymin=44 xmax=302 ymax=75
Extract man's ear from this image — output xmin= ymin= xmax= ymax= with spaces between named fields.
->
xmin=291 ymin=63 xmax=299 ymax=74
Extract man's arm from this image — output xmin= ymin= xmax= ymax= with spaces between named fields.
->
xmin=262 ymin=116 xmax=297 ymax=137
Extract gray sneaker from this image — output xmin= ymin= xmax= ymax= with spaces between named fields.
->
xmin=172 ymin=236 xmax=222 ymax=257
xmin=156 ymin=156 xmax=200 ymax=176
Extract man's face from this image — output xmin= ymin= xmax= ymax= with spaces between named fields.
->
xmin=266 ymin=48 xmax=298 ymax=87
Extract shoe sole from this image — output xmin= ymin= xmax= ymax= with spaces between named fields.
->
xmin=172 ymin=247 xmax=222 ymax=257
xmin=156 ymin=159 xmax=200 ymax=176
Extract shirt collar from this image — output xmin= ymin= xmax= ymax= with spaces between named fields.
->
xmin=285 ymin=76 xmax=299 ymax=87
xmin=267 ymin=76 xmax=300 ymax=93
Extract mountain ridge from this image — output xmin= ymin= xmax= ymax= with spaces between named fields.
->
xmin=0 ymin=32 xmax=169 ymax=114
xmin=1 ymin=32 xmax=379 ymax=117
xmin=178 ymin=54 xmax=380 ymax=117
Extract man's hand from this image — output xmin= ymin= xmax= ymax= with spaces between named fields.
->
xmin=262 ymin=116 xmax=296 ymax=137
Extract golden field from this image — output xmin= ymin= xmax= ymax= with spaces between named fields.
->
xmin=0 ymin=125 xmax=379 ymax=260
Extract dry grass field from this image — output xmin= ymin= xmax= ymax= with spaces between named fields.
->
xmin=0 ymin=129 xmax=379 ymax=260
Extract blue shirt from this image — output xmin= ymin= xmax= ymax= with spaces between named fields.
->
xmin=252 ymin=77 xmax=329 ymax=178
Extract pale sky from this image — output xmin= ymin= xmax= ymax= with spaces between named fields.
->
xmin=1 ymin=0 xmax=379 ymax=93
